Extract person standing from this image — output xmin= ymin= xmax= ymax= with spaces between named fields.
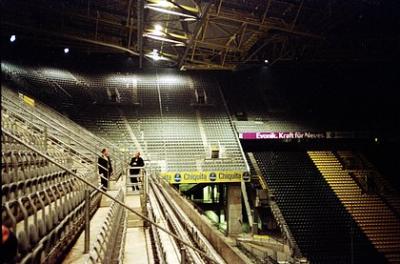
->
xmin=98 ymin=148 xmax=112 ymax=191
xmin=129 ymin=151 xmax=144 ymax=191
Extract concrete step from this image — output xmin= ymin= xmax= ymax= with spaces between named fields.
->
xmin=124 ymin=227 xmax=149 ymax=264
xmin=100 ymin=191 xmax=119 ymax=207
xmin=128 ymin=219 xmax=144 ymax=228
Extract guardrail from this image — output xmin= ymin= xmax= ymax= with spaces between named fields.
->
xmin=2 ymin=129 xmax=222 ymax=264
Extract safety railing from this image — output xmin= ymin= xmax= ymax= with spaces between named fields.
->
xmin=1 ymin=130 xmax=102 ymax=263
xmin=2 ymin=129 xmax=222 ymax=264
xmin=126 ymin=166 xmax=148 ymax=196
xmin=2 ymin=87 xmax=125 ymax=163
xmin=2 ymin=98 xmax=124 ymax=180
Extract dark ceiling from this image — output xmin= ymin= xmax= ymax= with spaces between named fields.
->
xmin=1 ymin=0 xmax=399 ymax=70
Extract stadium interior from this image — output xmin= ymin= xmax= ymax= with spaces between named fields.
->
xmin=1 ymin=0 xmax=400 ymax=263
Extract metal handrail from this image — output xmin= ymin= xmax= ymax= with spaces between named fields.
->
xmin=2 ymin=99 xmax=109 ymax=157
xmin=215 ymin=80 xmax=250 ymax=173
xmin=2 ymin=89 xmax=123 ymax=158
xmin=2 ymin=128 xmax=221 ymax=264
xmin=2 ymin=102 xmax=124 ymax=176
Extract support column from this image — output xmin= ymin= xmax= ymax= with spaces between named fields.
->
xmin=226 ymin=183 xmax=242 ymax=236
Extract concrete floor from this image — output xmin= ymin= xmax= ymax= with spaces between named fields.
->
xmin=123 ymin=227 xmax=149 ymax=264
xmin=62 ymin=207 xmax=109 ymax=263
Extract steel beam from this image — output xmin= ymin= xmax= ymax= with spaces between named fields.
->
xmin=127 ymin=0 xmax=133 ymax=47
xmin=137 ymin=0 xmax=145 ymax=68
xmin=178 ymin=2 xmax=213 ymax=70
xmin=209 ymin=10 xmax=322 ymax=39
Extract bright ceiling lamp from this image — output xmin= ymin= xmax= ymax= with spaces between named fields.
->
xmin=152 ymin=24 xmax=165 ymax=36
xmin=145 ymin=0 xmax=198 ymax=19
xmin=143 ymin=26 xmax=186 ymax=45
xmin=146 ymin=49 xmax=170 ymax=61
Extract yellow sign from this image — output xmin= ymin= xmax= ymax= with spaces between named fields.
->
xmin=160 ymin=171 xmax=251 ymax=184
xmin=19 ymin=93 xmax=35 ymax=107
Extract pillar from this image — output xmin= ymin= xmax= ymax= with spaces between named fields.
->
xmin=226 ymin=183 xmax=242 ymax=236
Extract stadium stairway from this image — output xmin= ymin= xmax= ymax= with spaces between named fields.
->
xmin=308 ymin=151 xmax=400 ymax=263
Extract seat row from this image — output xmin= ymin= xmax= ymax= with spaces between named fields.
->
xmin=87 ymin=190 xmax=126 ymax=263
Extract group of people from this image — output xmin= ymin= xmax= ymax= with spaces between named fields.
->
xmin=97 ymin=148 xmax=144 ymax=191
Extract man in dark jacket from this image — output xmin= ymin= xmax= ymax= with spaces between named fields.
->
xmin=129 ymin=151 xmax=144 ymax=191
xmin=98 ymin=148 xmax=112 ymax=191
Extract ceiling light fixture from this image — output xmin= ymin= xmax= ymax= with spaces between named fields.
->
xmin=10 ymin=35 xmax=16 ymax=42
xmin=146 ymin=49 xmax=170 ymax=61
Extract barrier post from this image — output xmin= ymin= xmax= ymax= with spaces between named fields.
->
xmin=180 ymin=247 xmax=186 ymax=264
xmin=84 ymin=189 xmax=90 ymax=253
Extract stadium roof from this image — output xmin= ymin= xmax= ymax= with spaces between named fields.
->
xmin=2 ymin=0 xmax=399 ymax=70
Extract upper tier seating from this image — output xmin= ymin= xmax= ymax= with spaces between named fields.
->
xmin=2 ymin=61 xmax=248 ymax=173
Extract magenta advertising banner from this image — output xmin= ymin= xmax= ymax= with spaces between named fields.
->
xmin=239 ymin=132 xmax=326 ymax=140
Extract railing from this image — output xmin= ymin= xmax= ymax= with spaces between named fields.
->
xmin=2 ymin=96 xmax=124 ymax=179
xmin=2 ymin=87 xmax=124 ymax=160
xmin=269 ymin=201 xmax=303 ymax=259
xmin=126 ymin=166 xmax=148 ymax=198
xmin=2 ymin=130 xmax=222 ymax=264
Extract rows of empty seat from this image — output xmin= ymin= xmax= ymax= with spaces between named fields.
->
xmin=336 ymin=150 xmax=400 ymax=216
xmin=2 ymin=86 xmax=125 ymax=179
xmin=57 ymin=70 xmax=248 ymax=173
xmin=1 ymin=61 xmax=75 ymax=110
xmin=1 ymin=126 xmax=101 ymax=264
xmin=308 ymin=151 xmax=400 ymax=263
xmin=234 ymin=120 xmax=314 ymax=133
xmin=87 ymin=189 xmax=126 ymax=263
xmin=253 ymin=151 xmax=385 ymax=264
xmin=126 ymin=73 xmax=248 ymax=172
xmin=2 ymin=62 xmax=248 ymax=173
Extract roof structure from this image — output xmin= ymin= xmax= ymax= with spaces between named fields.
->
xmin=2 ymin=0 xmax=399 ymax=70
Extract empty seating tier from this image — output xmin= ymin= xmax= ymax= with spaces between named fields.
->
xmin=253 ymin=151 xmax=385 ymax=264
xmin=308 ymin=151 xmax=400 ymax=263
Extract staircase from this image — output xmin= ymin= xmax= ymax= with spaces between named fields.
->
xmin=308 ymin=151 xmax=400 ymax=263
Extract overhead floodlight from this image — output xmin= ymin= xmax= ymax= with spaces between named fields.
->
xmin=146 ymin=49 xmax=170 ymax=61
xmin=152 ymin=49 xmax=161 ymax=61
xmin=157 ymin=0 xmax=174 ymax=8
xmin=264 ymin=59 xmax=269 ymax=63
xmin=154 ymin=24 xmax=163 ymax=31
xmin=64 ymin=48 xmax=70 ymax=54
xmin=183 ymin=17 xmax=197 ymax=21
xmin=151 ymin=24 xmax=165 ymax=36
xmin=10 ymin=35 xmax=16 ymax=42
xmin=145 ymin=5 xmax=197 ymax=19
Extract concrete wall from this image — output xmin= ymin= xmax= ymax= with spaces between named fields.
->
xmin=160 ymin=180 xmax=253 ymax=264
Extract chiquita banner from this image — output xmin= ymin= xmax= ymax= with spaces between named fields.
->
xmin=160 ymin=171 xmax=251 ymax=184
